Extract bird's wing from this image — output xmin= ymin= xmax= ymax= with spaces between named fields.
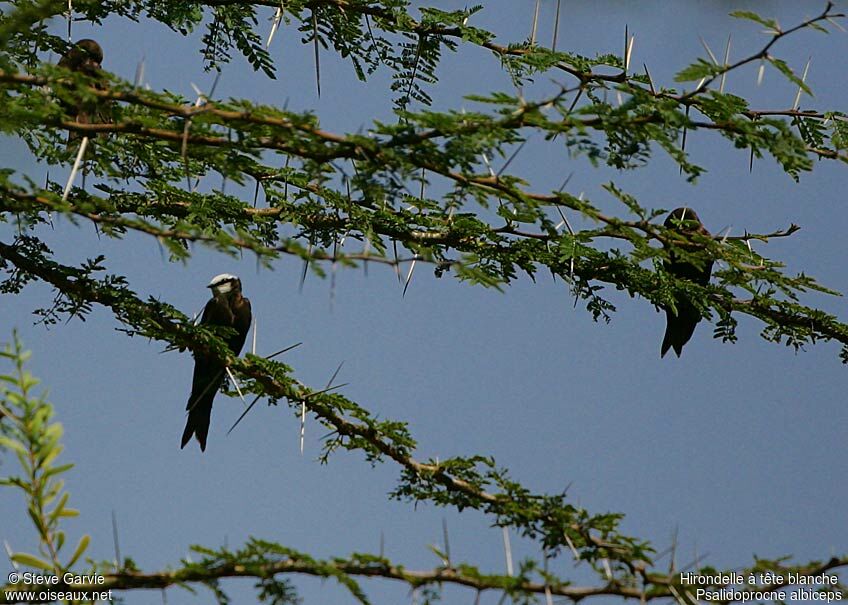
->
xmin=229 ymin=297 xmax=252 ymax=355
xmin=199 ymin=295 xmax=235 ymax=328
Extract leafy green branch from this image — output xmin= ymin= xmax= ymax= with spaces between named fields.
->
xmin=0 ymin=332 xmax=89 ymax=577
xmin=1 ymin=336 xmax=842 ymax=605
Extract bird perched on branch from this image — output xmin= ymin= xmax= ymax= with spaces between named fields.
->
xmin=660 ymin=207 xmax=713 ymax=358
xmin=181 ymin=274 xmax=252 ymax=452
xmin=57 ymin=39 xmax=112 ymax=142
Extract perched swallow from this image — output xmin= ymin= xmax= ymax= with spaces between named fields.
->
xmin=660 ymin=207 xmax=713 ymax=358
xmin=181 ymin=274 xmax=252 ymax=451
xmin=57 ymin=39 xmax=112 ymax=141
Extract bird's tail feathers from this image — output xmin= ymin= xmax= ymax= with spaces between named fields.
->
xmin=181 ymin=404 xmax=211 ymax=452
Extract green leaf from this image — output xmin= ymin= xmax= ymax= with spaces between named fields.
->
xmin=48 ymin=492 xmax=70 ymax=526
xmin=674 ymin=58 xmax=723 ymax=83
xmin=730 ymin=10 xmax=779 ymax=32
xmin=65 ymin=534 xmax=90 ymax=569
xmin=0 ymin=435 xmax=27 ymax=458
xmin=11 ymin=552 xmax=54 ymax=571
xmin=42 ymin=462 xmax=74 ymax=480
xmin=767 ymin=57 xmax=813 ymax=96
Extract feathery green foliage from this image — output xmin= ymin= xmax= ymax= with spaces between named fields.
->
xmin=1 ymin=1 xmax=847 ymax=603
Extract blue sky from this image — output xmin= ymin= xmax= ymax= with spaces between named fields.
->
xmin=2 ymin=1 xmax=846 ymax=603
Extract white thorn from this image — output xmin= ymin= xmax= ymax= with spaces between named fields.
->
xmin=625 ymin=35 xmax=635 ymax=72
xmin=251 ymin=315 xmax=258 ymax=355
xmin=563 ymin=532 xmax=580 ymax=562
xmin=699 ymin=36 xmax=718 ymax=65
xmin=62 ymin=136 xmax=88 ymax=202
xmin=643 ymin=63 xmax=655 ymax=94
xmin=826 ymin=17 xmax=847 ymax=33
xmin=225 ymin=367 xmax=248 ymax=408
xmin=299 ymin=400 xmax=306 ymax=455
xmin=792 ymin=57 xmax=811 ymax=111
xmin=502 ymin=527 xmax=513 ymax=576
xmin=756 ymin=59 xmax=765 ymax=86
xmin=719 ymin=35 xmax=731 ymax=93
xmin=481 ymin=152 xmax=495 ymax=177
xmin=134 ymin=57 xmax=146 ymax=88
xmin=267 ymin=4 xmax=284 ymax=49
xmin=529 ymin=0 xmax=541 ymax=45
xmin=4 ymin=540 xmax=20 ymax=570
xmin=402 ymin=256 xmax=418 ymax=296
xmin=190 ymin=82 xmax=204 ymax=101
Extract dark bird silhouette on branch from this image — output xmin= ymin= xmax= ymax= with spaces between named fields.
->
xmin=57 ymin=39 xmax=112 ymax=143
xmin=661 ymin=207 xmax=713 ymax=358
xmin=181 ymin=274 xmax=252 ymax=452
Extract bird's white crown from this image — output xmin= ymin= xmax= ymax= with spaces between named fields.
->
xmin=207 ymin=273 xmax=239 ymax=294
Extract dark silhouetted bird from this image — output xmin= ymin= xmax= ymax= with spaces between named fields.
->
xmin=57 ymin=39 xmax=112 ymax=141
xmin=181 ymin=274 xmax=252 ymax=451
xmin=661 ymin=207 xmax=713 ymax=358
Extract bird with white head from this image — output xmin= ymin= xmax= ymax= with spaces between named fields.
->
xmin=181 ymin=274 xmax=252 ymax=451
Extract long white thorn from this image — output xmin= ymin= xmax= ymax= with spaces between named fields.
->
xmin=643 ymin=63 xmax=655 ymax=94
xmin=719 ymin=35 xmax=731 ymax=93
xmin=134 ymin=56 xmax=146 ymax=88
xmin=362 ymin=236 xmax=371 ymax=277
xmin=402 ymin=256 xmax=418 ymax=297
xmin=625 ymin=34 xmax=635 ymax=72
xmin=111 ymin=510 xmax=122 ymax=568
xmin=826 ymin=16 xmax=847 ymax=33
xmin=252 ymin=315 xmax=258 ymax=355
xmin=267 ymin=3 xmax=284 ymax=48
xmin=4 ymin=540 xmax=20 ymax=570
xmin=699 ymin=36 xmax=718 ymax=65
xmin=551 ymin=0 xmax=562 ymax=51
xmin=225 ymin=367 xmax=248 ymax=408
xmin=312 ymin=9 xmax=321 ymax=97
xmin=563 ymin=532 xmax=580 ymax=562
xmin=756 ymin=59 xmax=765 ymax=86
xmin=529 ymin=0 xmax=541 ymax=45
xmin=792 ymin=57 xmax=811 ymax=111
xmin=481 ymin=152 xmax=495 ymax=177
xmin=62 ymin=136 xmax=88 ymax=201
xmin=299 ymin=400 xmax=306 ymax=455
xmin=502 ymin=527 xmax=514 ymax=576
